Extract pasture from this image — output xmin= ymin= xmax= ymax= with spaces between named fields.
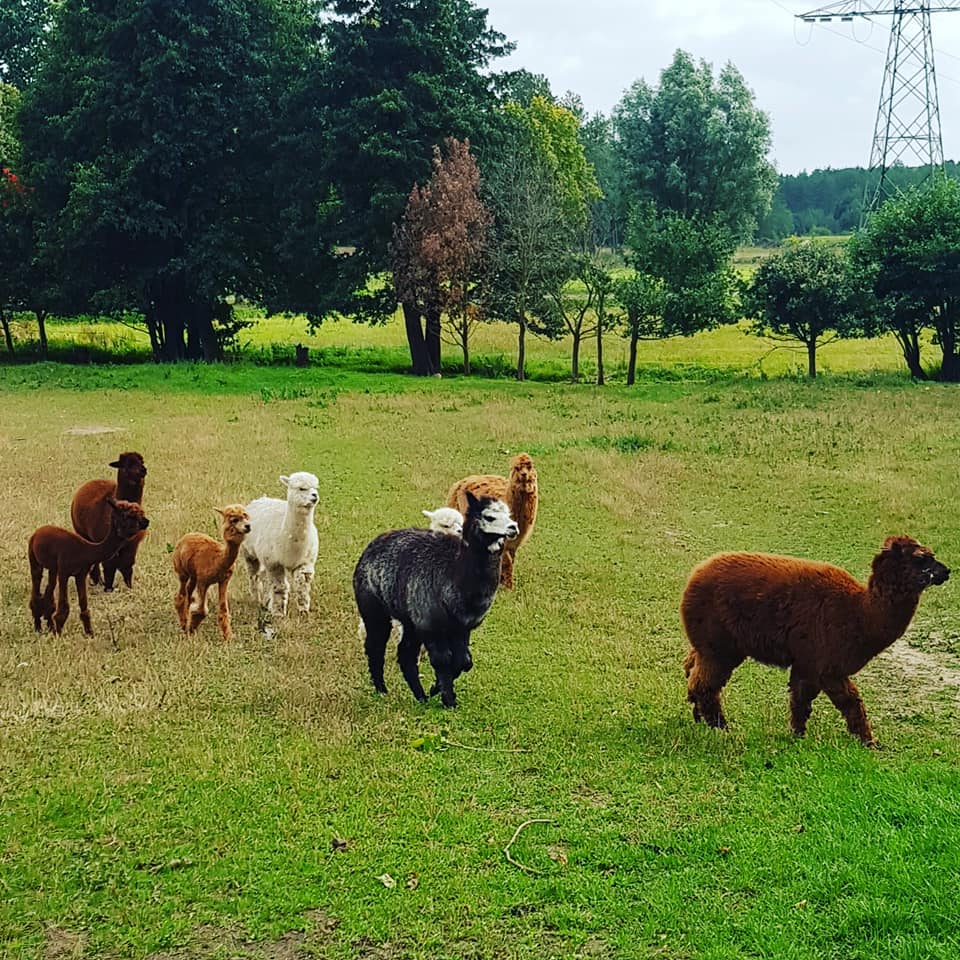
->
xmin=2 ymin=325 xmax=960 ymax=959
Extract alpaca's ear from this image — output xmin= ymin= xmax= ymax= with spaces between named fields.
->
xmin=109 ymin=459 xmax=120 ymax=468
xmin=422 ymin=509 xmax=434 ymax=520
xmin=882 ymin=536 xmax=904 ymax=554
xmin=214 ymin=508 xmax=225 ymax=518
xmin=465 ymin=490 xmax=480 ymax=510
xmin=279 ymin=475 xmax=290 ymax=488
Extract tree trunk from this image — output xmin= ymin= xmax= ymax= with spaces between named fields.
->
xmin=35 ymin=309 xmax=48 ymax=359
xmin=938 ymin=318 xmax=960 ymax=382
xmin=893 ymin=327 xmax=926 ymax=380
xmin=596 ymin=319 xmax=604 ymax=386
xmin=516 ymin=317 xmax=526 ymax=381
xmin=198 ymin=303 xmax=221 ymax=362
xmin=461 ymin=328 xmax=470 ymax=376
xmin=425 ymin=304 xmax=441 ymax=376
xmin=402 ymin=301 xmax=431 ymax=375
xmin=0 ymin=306 xmax=14 ymax=355
xmin=627 ymin=325 xmax=639 ymax=386
xmin=145 ymin=306 xmax=161 ymax=362
xmin=571 ymin=333 xmax=580 ymax=383
xmin=806 ymin=339 xmax=817 ymax=379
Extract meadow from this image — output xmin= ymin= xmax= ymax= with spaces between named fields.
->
xmin=1 ymin=316 xmax=959 ymax=960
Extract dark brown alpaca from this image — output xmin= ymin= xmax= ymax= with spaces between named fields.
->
xmin=71 ymin=452 xmax=148 ymax=591
xmin=28 ymin=498 xmax=150 ymax=636
xmin=447 ymin=452 xmax=538 ymax=589
xmin=681 ymin=536 xmax=949 ymax=745
xmin=172 ymin=505 xmax=251 ymax=641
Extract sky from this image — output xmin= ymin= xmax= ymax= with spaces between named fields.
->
xmin=479 ymin=0 xmax=960 ymax=176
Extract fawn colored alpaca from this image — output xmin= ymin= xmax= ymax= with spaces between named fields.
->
xmin=29 ymin=498 xmax=150 ymax=636
xmin=71 ymin=452 xmax=148 ymax=590
xmin=447 ymin=453 xmax=538 ymax=589
xmin=173 ymin=506 xmax=251 ymax=641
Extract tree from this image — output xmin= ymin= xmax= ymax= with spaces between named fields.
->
xmin=315 ymin=0 xmax=510 ymax=323
xmin=391 ymin=138 xmax=491 ymax=375
xmin=744 ymin=240 xmax=858 ymax=378
xmin=613 ymin=49 xmax=776 ymax=242
xmin=580 ymin=113 xmax=627 ymax=250
xmin=850 ymin=175 xmax=960 ymax=381
xmin=613 ymin=272 xmax=666 ymax=386
xmin=626 ymin=203 xmax=740 ymax=341
xmin=0 ymin=0 xmax=50 ymax=89
xmin=17 ymin=0 xmax=323 ymax=361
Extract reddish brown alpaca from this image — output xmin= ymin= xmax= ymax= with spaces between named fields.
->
xmin=173 ymin=506 xmax=251 ymax=641
xmin=447 ymin=453 xmax=538 ymax=589
xmin=681 ymin=536 xmax=950 ymax=745
xmin=28 ymin=498 xmax=150 ymax=636
xmin=71 ymin=452 xmax=148 ymax=591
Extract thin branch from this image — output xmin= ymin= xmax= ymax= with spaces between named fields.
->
xmin=503 ymin=818 xmax=555 ymax=874
xmin=441 ymin=737 xmax=529 ymax=754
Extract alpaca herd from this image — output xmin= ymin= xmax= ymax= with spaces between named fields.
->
xmin=24 ymin=446 xmax=953 ymax=745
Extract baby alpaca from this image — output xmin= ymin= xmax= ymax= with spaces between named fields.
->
xmin=173 ymin=506 xmax=251 ymax=641
xmin=422 ymin=507 xmax=464 ymax=538
xmin=681 ymin=536 xmax=950 ymax=745
xmin=447 ymin=452 xmax=537 ymax=589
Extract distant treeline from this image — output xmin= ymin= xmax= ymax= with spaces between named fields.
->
xmin=757 ymin=161 xmax=960 ymax=241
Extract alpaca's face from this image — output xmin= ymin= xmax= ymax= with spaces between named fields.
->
xmin=111 ymin=452 xmax=147 ymax=482
xmin=473 ymin=498 xmax=519 ymax=552
xmin=879 ymin=536 xmax=950 ymax=590
xmin=110 ymin=501 xmax=149 ymax=539
xmin=510 ymin=454 xmax=537 ymax=493
xmin=423 ymin=507 xmax=464 ymax=538
xmin=281 ymin=472 xmax=320 ymax=511
xmin=219 ymin=506 xmax=252 ymax=542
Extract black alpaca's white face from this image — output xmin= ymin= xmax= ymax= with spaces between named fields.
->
xmin=477 ymin=500 xmax=519 ymax=552
xmin=281 ymin=472 xmax=320 ymax=510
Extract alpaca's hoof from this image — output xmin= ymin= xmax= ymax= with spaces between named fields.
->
xmin=103 ymin=586 xmax=114 ymax=594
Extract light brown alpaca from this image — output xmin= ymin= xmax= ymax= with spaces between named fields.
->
xmin=28 ymin=498 xmax=150 ymax=636
xmin=447 ymin=452 xmax=538 ymax=589
xmin=173 ymin=506 xmax=251 ymax=641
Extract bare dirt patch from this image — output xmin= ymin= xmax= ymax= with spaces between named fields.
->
xmin=866 ymin=637 xmax=960 ymax=716
xmin=64 ymin=426 xmax=125 ymax=436
xmin=44 ymin=925 xmax=88 ymax=959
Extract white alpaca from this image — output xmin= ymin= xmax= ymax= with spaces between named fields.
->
xmin=357 ymin=505 xmax=465 ymax=645
xmin=242 ymin=472 xmax=319 ymax=620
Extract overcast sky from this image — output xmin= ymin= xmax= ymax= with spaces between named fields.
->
xmin=479 ymin=0 xmax=960 ymax=176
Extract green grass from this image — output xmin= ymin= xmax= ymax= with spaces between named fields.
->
xmin=2 ymin=353 xmax=960 ymax=958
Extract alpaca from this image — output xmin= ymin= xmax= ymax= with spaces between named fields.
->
xmin=354 ymin=492 xmax=518 ymax=707
xmin=357 ymin=505 xmax=466 ymax=647
xmin=172 ymin=505 xmax=251 ymax=641
xmin=681 ymin=536 xmax=950 ymax=745
xmin=241 ymin=472 xmax=319 ymax=621
xmin=70 ymin=452 xmax=148 ymax=591
xmin=447 ymin=452 xmax=537 ymax=589
xmin=28 ymin=498 xmax=150 ymax=636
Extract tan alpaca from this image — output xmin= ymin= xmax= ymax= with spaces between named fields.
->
xmin=447 ymin=453 xmax=538 ymax=589
xmin=173 ymin=506 xmax=251 ymax=641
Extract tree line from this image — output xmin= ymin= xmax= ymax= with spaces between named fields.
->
xmin=1 ymin=0 xmax=959 ymax=381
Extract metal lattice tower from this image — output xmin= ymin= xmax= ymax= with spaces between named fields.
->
xmin=797 ymin=2 xmax=960 ymax=213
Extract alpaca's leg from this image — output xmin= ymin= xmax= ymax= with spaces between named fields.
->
xmin=292 ymin=564 xmax=314 ymax=614
xmin=823 ymin=677 xmax=875 ymax=745
xmin=426 ymin=633 xmax=471 ymax=708
xmin=189 ymin=581 xmax=209 ymax=633
xmin=88 ymin=562 xmax=102 ymax=586
xmin=52 ymin=573 xmax=71 ymax=635
xmin=788 ymin=670 xmax=820 ymax=737
xmin=174 ymin=576 xmax=191 ymax=631
xmin=397 ymin=625 xmax=428 ymax=703
xmin=116 ymin=541 xmax=137 ymax=589
xmin=358 ymin=604 xmax=392 ymax=694
xmin=499 ymin=549 xmax=515 ymax=590
xmin=267 ymin=565 xmax=290 ymax=618
xmin=41 ymin=568 xmax=57 ymax=632
xmin=75 ymin=573 xmax=93 ymax=636
xmin=686 ymin=648 xmax=742 ymax=729
xmin=244 ymin=554 xmax=262 ymax=601
xmin=101 ymin=554 xmax=119 ymax=592
xmin=217 ymin=579 xmax=233 ymax=641
xmin=29 ymin=556 xmax=46 ymax=632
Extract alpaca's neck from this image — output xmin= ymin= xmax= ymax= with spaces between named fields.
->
xmin=215 ymin=538 xmax=243 ymax=578
xmin=460 ymin=536 xmax=504 ymax=597
xmin=507 ymin=480 xmax=537 ymax=535
xmin=85 ymin=523 xmax=134 ymax=564
xmin=282 ymin=504 xmax=314 ymax=539
xmin=116 ymin=475 xmax=144 ymax=503
xmin=863 ymin=577 xmax=922 ymax=653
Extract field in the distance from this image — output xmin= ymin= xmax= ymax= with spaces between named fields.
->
xmin=2 ymin=362 xmax=960 ymax=960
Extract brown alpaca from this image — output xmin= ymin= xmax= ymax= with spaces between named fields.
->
xmin=28 ymin=498 xmax=150 ymax=636
xmin=681 ymin=536 xmax=950 ymax=745
xmin=447 ymin=453 xmax=538 ymax=589
xmin=71 ymin=452 xmax=148 ymax=591
xmin=173 ymin=506 xmax=251 ymax=641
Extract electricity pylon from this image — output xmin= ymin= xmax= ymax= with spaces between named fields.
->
xmin=797 ymin=2 xmax=960 ymax=214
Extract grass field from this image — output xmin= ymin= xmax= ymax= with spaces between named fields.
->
xmin=2 ymin=341 xmax=960 ymax=958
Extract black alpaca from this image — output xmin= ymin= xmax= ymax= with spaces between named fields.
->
xmin=354 ymin=492 xmax=519 ymax=707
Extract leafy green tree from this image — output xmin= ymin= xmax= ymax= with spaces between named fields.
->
xmin=625 ymin=202 xmax=740 ymax=341
xmin=0 ymin=0 xmax=50 ymax=88
xmin=315 ymin=0 xmax=510 ymax=323
xmin=613 ymin=49 xmax=776 ymax=242
xmin=613 ymin=272 xmax=666 ymax=386
xmin=580 ymin=113 xmax=627 ymax=251
xmin=18 ymin=0 xmax=322 ymax=361
xmin=850 ymin=175 xmax=960 ymax=381
xmin=744 ymin=239 xmax=858 ymax=378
